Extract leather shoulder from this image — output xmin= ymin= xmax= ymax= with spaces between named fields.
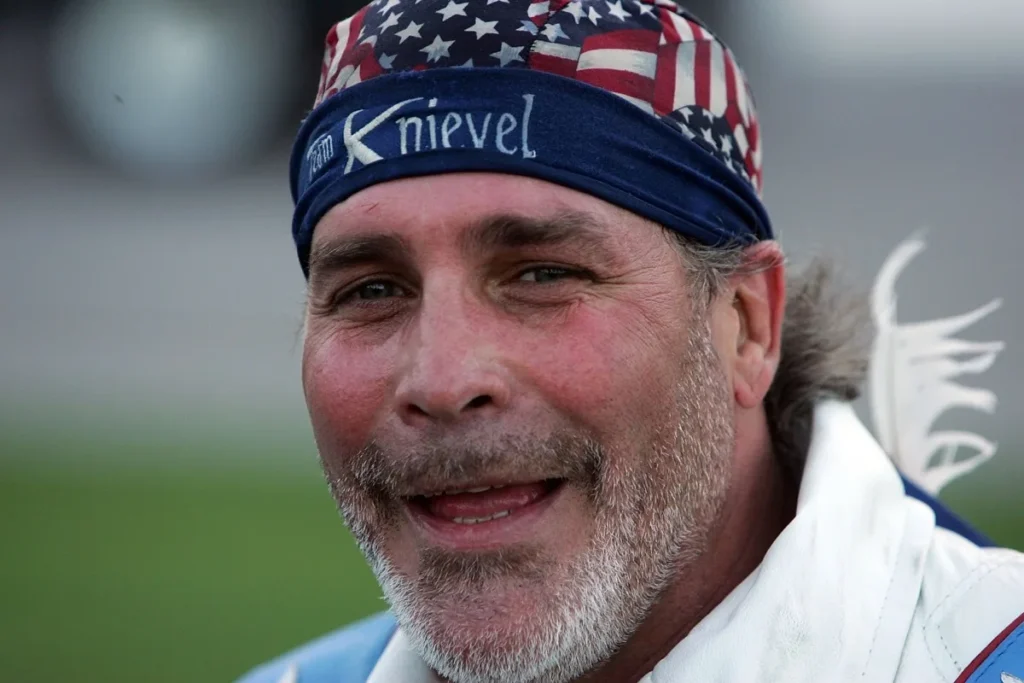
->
xmin=896 ymin=530 xmax=1024 ymax=682
xmin=955 ymin=613 xmax=1024 ymax=683
xmin=234 ymin=612 xmax=398 ymax=683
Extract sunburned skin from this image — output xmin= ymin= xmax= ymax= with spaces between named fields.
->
xmin=301 ymin=172 xmax=791 ymax=683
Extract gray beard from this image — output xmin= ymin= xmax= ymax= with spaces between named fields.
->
xmin=327 ymin=317 xmax=734 ymax=683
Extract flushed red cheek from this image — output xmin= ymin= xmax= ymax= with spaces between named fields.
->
xmin=518 ymin=307 xmax=676 ymax=434
xmin=303 ymin=340 xmax=395 ymax=454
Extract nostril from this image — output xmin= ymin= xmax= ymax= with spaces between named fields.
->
xmin=407 ymin=403 xmax=430 ymax=417
xmin=465 ymin=395 xmax=492 ymax=410
xmin=402 ymin=394 xmax=493 ymax=422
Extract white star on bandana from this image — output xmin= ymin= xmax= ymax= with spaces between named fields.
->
xmin=701 ymin=126 xmax=717 ymax=149
xmin=490 ymin=41 xmax=525 ymax=66
xmin=395 ymin=20 xmax=423 ymax=42
xmin=466 ymin=17 xmax=500 ymax=38
xmin=540 ymin=22 xmax=569 ymax=41
xmin=517 ymin=19 xmax=538 ymax=34
xmin=421 ymin=33 xmax=455 ymax=61
xmin=379 ymin=11 xmax=401 ymax=31
xmin=562 ymin=1 xmax=584 ymax=23
xmin=606 ymin=0 xmax=630 ymax=21
xmin=437 ymin=0 xmax=469 ymax=21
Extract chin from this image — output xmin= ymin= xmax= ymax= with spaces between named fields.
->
xmin=409 ymin=607 xmax=581 ymax=683
xmin=373 ymin=544 xmax=634 ymax=683
xmin=383 ymin=546 xmax=567 ymax=631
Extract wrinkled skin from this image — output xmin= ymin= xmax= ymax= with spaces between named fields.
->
xmin=302 ymin=172 xmax=788 ymax=683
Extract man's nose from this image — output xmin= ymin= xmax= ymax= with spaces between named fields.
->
xmin=393 ymin=293 xmax=511 ymax=425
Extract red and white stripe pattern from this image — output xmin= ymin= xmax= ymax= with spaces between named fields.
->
xmin=575 ymin=29 xmax=660 ymax=113
xmin=528 ymin=0 xmax=551 ymax=26
xmin=316 ymin=8 xmax=384 ymax=107
xmin=527 ymin=0 xmax=762 ymax=192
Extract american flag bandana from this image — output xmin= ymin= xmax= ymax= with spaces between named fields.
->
xmin=290 ymin=0 xmax=772 ymax=275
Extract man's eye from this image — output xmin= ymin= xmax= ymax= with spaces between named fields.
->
xmin=339 ymin=280 xmax=408 ymax=305
xmin=359 ymin=281 xmax=401 ymax=299
xmin=517 ymin=266 xmax=578 ymax=284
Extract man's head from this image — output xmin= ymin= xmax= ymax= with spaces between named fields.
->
xmin=292 ymin=0 xmax=798 ymax=680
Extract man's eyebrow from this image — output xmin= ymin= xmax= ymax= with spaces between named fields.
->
xmin=307 ymin=210 xmax=615 ymax=285
xmin=461 ymin=210 xmax=616 ymax=259
xmin=307 ymin=233 xmax=412 ymax=284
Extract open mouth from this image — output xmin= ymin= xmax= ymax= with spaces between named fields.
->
xmin=404 ymin=479 xmax=566 ymax=546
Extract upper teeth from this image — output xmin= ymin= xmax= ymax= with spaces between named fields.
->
xmin=423 ymin=484 xmax=506 ymax=498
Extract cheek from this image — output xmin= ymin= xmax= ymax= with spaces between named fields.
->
xmin=520 ymin=303 xmax=684 ymax=439
xmin=302 ymin=331 xmax=395 ymax=454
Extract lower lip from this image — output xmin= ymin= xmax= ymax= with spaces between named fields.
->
xmin=405 ymin=482 xmax=565 ymax=550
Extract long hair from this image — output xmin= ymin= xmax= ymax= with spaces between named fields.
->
xmin=674 ymin=236 xmax=872 ymax=479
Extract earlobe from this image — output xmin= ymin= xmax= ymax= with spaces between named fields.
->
xmin=731 ymin=243 xmax=786 ymax=409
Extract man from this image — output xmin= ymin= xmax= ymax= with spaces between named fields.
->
xmin=239 ymin=0 xmax=1024 ymax=680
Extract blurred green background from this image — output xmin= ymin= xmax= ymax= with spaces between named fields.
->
xmin=3 ymin=407 xmax=1023 ymax=683
xmin=0 ymin=410 xmax=384 ymax=683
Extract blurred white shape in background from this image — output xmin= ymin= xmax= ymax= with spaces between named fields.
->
xmin=870 ymin=235 xmax=1004 ymax=495
xmin=50 ymin=0 xmax=302 ymax=180
xmin=743 ymin=0 xmax=1024 ymax=78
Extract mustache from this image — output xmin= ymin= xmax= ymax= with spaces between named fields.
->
xmin=347 ymin=431 xmax=605 ymax=502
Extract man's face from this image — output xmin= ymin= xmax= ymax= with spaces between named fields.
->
xmin=302 ymin=173 xmax=736 ymax=683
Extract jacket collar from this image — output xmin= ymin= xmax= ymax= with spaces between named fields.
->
xmin=646 ymin=400 xmax=935 ymax=681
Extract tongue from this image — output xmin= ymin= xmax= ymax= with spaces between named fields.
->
xmin=426 ymin=482 xmax=549 ymax=520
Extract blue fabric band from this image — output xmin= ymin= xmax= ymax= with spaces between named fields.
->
xmin=290 ymin=68 xmax=773 ymax=275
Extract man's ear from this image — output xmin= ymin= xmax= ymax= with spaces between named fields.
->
xmin=729 ymin=242 xmax=786 ymax=409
